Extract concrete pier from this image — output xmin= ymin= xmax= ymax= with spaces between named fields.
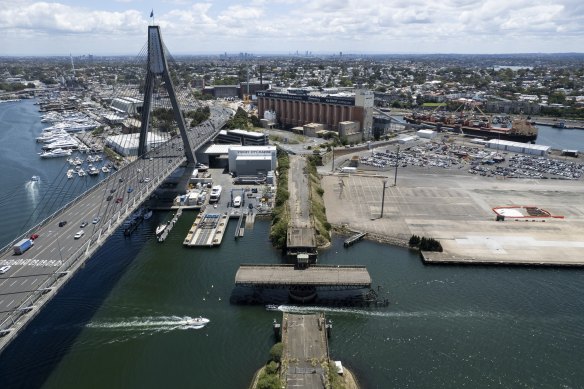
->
xmin=183 ymin=212 xmax=228 ymax=247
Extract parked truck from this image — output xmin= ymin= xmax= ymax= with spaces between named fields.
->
xmin=13 ymin=239 xmax=33 ymax=255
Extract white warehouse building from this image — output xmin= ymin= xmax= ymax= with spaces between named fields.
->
xmin=486 ymin=139 xmax=551 ymax=156
xmin=228 ymin=145 xmax=277 ymax=176
xmin=105 ymin=133 xmax=169 ymax=156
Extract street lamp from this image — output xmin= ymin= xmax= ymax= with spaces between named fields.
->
xmin=394 ymin=144 xmax=400 ymax=186
xmin=380 ymin=179 xmax=388 ymax=219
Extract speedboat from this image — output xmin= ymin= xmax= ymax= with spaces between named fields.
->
xmin=31 ymin=175 xmax=40 ymax=182
xmin=265 ymin=304 xmax=280 ymax=311
xmin=155 ymin=223 xmax=167 ymax=235
xmin=187 ymin=317 xmax=210 ymax=326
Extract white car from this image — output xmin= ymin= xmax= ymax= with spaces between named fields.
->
xmin=74 ymin=230 xmax=85 ymax=239
xmin=0 ymin=265 xmax=11 ymax=274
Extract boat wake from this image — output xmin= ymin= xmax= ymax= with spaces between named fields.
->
xmin=86 ymin=315 xmax=209 ymax=338
xmin=274 ymin=305 xmax=505 ymax=320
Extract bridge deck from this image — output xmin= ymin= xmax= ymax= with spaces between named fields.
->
xmin=235 ymin=264 xmax=371 ymax=287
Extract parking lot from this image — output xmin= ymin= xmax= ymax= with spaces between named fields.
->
xmin=357 ymin=140 xmax=584 ymax=181
xmin=321 ymin=160 xmax=584 ymax=265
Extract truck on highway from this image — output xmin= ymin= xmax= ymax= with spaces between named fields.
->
xmin=340 ymin=166 xmax=357 ymax=173
xmin=13 ymin=238 xmax=33 ymax=255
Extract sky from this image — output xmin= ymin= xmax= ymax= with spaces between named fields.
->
xmin=0 ymin=0 xmax=582 ymax=56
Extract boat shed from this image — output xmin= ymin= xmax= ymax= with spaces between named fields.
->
xmin=486 ymin=139 xmax=551 ymax=156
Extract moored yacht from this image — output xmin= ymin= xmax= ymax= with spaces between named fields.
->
xmin=39 ymin=148 xmax=73 ymax=158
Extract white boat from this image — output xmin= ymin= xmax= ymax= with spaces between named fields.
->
xmin=31 ymin=175 xmax=40 ymax=182
xmin=66 ymin=169 xmax=74 ymax=179
xmin=101 ymin=166 xmax=111 ymax=173
xmin=87 ymin=165 xmax=100 ymax=176
xmin=39 ymin=148 xmax=72 ymax=158
xmin=143 ymin=210 xmax=153 ymax=220
xmin=186 ymin=317 xmax=210 ymax=326
xmin=155 ymin=223 xmax=167 ymax=235
xmin=77 ymin=168 xmax=86 ymax=177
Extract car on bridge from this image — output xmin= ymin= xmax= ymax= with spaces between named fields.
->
xmin=106 ymin=195 xmax=113 ymax=201
xmin=0 ymin=265 xmax=11 ymax=274
xmin=58 ymin=221 xmax=67 ymax=227
xmin=80 ymin=221 xmax=88 ymax=228
xmin=127 ymin=188 xmax=134 ymax=193
xmin=110 ymin=188 xmax=116 ymax=193
xmin=30 ymin=234 xmax=39 ymax=240
xmin=92 ymin=216 xmax=101 ymax=224
xmin=115 ymin=197 xmax=123 ymax=203
xmin=144 ymin=177 xmax=151 ymax=183
xmin=74 ymin=230 xmax=85 ymax=239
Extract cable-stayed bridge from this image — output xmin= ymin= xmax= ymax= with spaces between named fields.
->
xmin=0 ymin=26 xmax=231 ymax=352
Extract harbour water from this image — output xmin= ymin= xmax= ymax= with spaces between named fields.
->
xmin=2 ymin=100 xmax=584 ymax=388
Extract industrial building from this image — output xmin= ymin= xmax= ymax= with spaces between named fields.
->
xmin=228 ymin=145 xmax=277 ymax=176
xmin=486 ymin=139 xmax=550 ymax=156
xmin=110 ymin=97 xmax=143 ymax=115
xmin=202 ymin=144 xmax=277 ymax=176
xmin=215 ymin=129 xmax=268 ymax=146
xmin=256 ymin=89 xmax=374 ymax=140
xmin=105 ymin=133 xmax=169 ymax=156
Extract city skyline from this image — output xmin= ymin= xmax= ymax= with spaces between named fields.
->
xmin=0 ymin=0 xmax=582 ymax=56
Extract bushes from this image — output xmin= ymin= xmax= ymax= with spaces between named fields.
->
xmin=269 ymin=343 xmax=283 ymax=363
xmin=409 ymin=235 xmax=443 ymax=252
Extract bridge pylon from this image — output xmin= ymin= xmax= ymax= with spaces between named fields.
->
xmin=138 ymin=25 xmax=195 ymax=164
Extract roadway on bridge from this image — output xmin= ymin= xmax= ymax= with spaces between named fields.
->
xmin=0 ymin=105 xmax=231 ymax=339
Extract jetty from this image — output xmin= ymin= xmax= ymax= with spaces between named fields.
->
xmin=183 ymin=212 xmax=228 ymax=247
xmin=158 ymin=208 xmax=183 ymax=242
xmin=344 ymin=232 xmax=367 ymax=247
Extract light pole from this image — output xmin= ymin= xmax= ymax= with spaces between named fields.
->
xmin=394 ymin=144 xmax=400 ymax=186
xmin=380 ymin=179 xmax=388 ymax=219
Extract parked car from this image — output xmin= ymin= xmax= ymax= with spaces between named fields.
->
xmin=58 ymin=221 xmax=67 ymax=227
xmin=0 ymin=265 xmax=11 ymax=274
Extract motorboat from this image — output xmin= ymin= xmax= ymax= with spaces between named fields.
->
xmin=87 ymin=165 xmax=100 ymax=176
xmin=66 ymin=169 xmax=74 ymax=179
xmin=265 ymin=305 xmax=280 ymax=311
xmin=186 ymin=317 xmax=210 ymax=326
xmin=155 ymin=223 xmax=167 ymax=235
xmin=31 ymin=175 xmax=40 ymax=182
xmin=39 ymin=148 xmax=73 ymax=158
xmin=101 ymin=166 xmax=111 ymax=173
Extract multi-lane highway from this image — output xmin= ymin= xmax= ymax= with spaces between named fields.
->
xmin=0 ymin=105 xmax=232 ymax=351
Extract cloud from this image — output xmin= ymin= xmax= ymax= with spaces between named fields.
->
xmin=0 ymin=0 xmax=581 ymax=54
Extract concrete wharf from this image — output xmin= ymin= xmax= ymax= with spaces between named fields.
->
xmin=183 ymin=212 xmax=228 ymax=247
xmin=235 ymin=264 xmax=371 ymax=288
xmin=281 ymin=313 xmax=331 ymax=389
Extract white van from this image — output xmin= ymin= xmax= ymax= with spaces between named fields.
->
xmin=233 ymin=196 xmax=242 ymax=208
xmin=74 ymin=230 xmax=85 ymax=239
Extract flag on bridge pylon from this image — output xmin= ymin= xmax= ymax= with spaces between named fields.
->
xmin=150 ymin=9 xmax=154 ymax=18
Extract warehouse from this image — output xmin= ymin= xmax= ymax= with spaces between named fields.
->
xmin=228 ymin=145 xmax=277 ymax=176
xmin=487 ymin=139 xmax=550 ymax=156
xmin=105 ymin=133 xmax=168 ymax=156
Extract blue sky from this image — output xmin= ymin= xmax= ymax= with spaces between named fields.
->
xmin=0 ymin=0 xmax=582 ymax=55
